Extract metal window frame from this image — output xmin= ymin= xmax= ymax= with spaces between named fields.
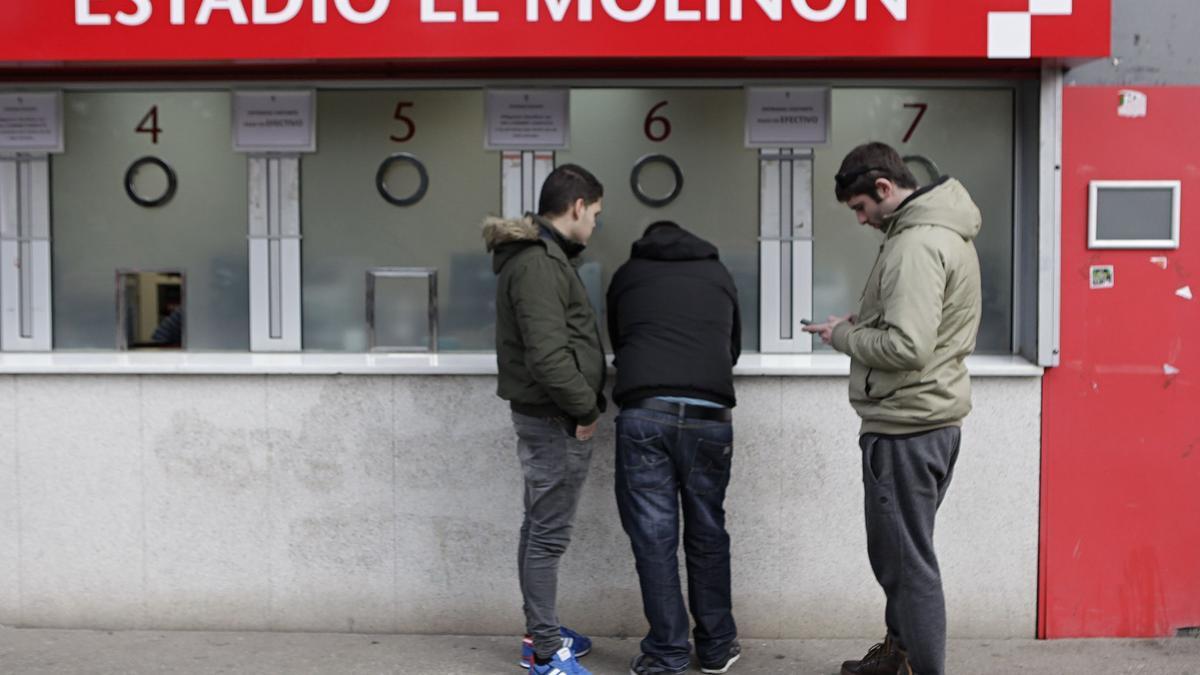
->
xmin=1087 ymin=180 xmax=1182 ymax=250
xmin=365 ymin=267 xmax=439 ymax=353
xmin=1036 ymin=64 xmax=1064 ymax=367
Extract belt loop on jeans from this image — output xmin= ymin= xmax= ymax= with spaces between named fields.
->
xmin=624 ymin=398 xmax=732 ymax=422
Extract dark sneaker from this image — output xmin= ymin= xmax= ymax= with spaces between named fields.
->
xmin=840 ymin=636 xmax=906 ymax=675
xmin=700 ymin=639 xmax=742 ymax=674
xmin=629 ymin=653 xmax=688 ymax=675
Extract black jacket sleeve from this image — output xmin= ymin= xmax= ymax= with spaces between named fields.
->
xmin=606 ymin=269 xmax=623 ymax=364
xmin=725 ymin=266 xmax=741 ymax=366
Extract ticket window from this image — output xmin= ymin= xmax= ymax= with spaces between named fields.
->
xmin=51 ymin=91 xmax=249 ymax=350
xmin=39 ymin=85 xmax=1024 ymax=356
xmin=560 ymin=86 xmax=1016 ymax=355
xmin=559 ymin=88 xmax=761 ymax=351
xmin=116 ymin=270 xmax=184 ymax=350
xmin=301 ymin=90 xmax=498 ymax=352
xmin=812 ymin=88 xmax=1016 ymax=354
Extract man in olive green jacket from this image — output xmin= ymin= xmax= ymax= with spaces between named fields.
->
xmin=805 ymin=143 xmax=981 ymax=675
xmin=482 ymin=164 xmax=606 ymax=675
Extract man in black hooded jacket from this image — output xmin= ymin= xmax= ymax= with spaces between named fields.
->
xmin=607 ymin=221 xmax=742 ymax=675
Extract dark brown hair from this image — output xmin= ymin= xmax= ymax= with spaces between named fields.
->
xmin=834 ymin=142 xmax=917 ymax=203
xmin=538 ymin=164 xmax=604 ymax=217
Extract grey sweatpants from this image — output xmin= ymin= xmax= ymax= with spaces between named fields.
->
xmin=860 ymin=427 xmax=961 ymax=675
xmin=512 ymin=412 xmax=594 ymax=660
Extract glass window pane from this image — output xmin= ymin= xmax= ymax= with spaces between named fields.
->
xmin=558 ymin=89 xmax=760 ymax=351
xmin=51 ymin=91 xmax=249 ymax=350
xmin=301 ymin=90 xmax=499 ymax=352
xmin=812 ymin=88 xmax=1014 ymax=354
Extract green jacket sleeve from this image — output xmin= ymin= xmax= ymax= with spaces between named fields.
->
xmin=509 ymin=255 xmax=600 ymax=424
xmin=831 ymin=235 xmax=945 ymax=372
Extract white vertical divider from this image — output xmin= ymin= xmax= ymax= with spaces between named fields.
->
xmin=501 ymin=151 xmax=555 ymax=219
xmin=0 ymin=155 xmax=53 ymax=351
xmin=249 ymin=155 xmax=302 ymax=351
xmin=1038 ymin=63 xmax=1063 ymax=367
xmin=759 ymin=148 xmax=814 ymax=354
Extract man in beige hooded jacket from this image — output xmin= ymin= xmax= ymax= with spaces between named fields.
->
xmin=805 ymin=142 xmax=982 ymax=675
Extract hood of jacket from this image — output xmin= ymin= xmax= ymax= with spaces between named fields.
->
xmin=630 ymin=222 xmax=720 ymax=262
xmin=884 ymin=177 xmax=982 ymax=242
xmin=482 ymin=214 xmax=584 ymax=274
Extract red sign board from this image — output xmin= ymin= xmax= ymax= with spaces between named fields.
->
xmin=0 ymin=1 xmax=1109 ymax=64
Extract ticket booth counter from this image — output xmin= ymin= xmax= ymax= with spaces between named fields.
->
xmin=0 ymin=0 xmax=1111 ymax=640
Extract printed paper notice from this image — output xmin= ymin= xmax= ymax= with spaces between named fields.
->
xmin=233 ymin=91 xmax=316 ymax=153
xmin=745 ymin=87 xmax=829 ymax=147
xmin=0 ymin=92 xmax=63 ymax=152
xmin=486 ymin=90 xmax=569 ymax=150
xmin=1118 ymin=90 xmax=1147 ymax=118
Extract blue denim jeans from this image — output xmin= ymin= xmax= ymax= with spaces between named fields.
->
xmin=614 ymin=408 xmax=737 ymax=671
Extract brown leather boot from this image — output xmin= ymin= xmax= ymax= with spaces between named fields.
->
xmin=839 ymin=636 xmax=907 ymax=675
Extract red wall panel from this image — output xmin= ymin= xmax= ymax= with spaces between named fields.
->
xmin=1041 ymin=86 xmax=1200 ymax=638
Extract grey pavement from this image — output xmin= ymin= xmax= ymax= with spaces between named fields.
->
xmin=0 ymin=629 xmax=1198 ymax=675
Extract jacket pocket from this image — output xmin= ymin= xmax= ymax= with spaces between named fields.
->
xmin=865 ymin=368 xmax=920 ymax=400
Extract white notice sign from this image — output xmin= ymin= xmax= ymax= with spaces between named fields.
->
xmin=0 ymin=92 xmax=63 ymax=153
xmin=233 ymin=90 xmax=316 ymax=153
xmin=745 ymin=87 xmax=830 ymax=147
xmin=485 ymin=89 xmax=569 ymax=150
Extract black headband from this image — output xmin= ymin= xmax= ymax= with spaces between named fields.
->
xmin=835 ymin=166 xmax=888 ymax=190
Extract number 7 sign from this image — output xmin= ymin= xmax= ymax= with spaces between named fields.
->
xmin=902 ymin=102 xmax=928 ymax=143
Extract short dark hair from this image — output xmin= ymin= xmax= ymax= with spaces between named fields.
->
xmin=538 ymin=164 xmax=604 ymax=217
xmin=834 ymin=142 xmax=918 ymax=203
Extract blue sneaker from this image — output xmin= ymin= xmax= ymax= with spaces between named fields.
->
xmin=529 ymin=646 xmax=592 ymax=675
xmin=519 ymin=627 xmax=592 ymax=668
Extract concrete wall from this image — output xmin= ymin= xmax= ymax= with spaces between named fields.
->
xmin=1067 ymin=0 xmax=1200 ymax=86
xmin=0 ymin=375 xmax=1040 ymax=638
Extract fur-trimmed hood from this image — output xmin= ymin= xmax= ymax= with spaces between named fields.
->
xmin=482 ymin=215 xmax=544 ymax=274
xmin=482 ymin=215 xmax=540 ymax=251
